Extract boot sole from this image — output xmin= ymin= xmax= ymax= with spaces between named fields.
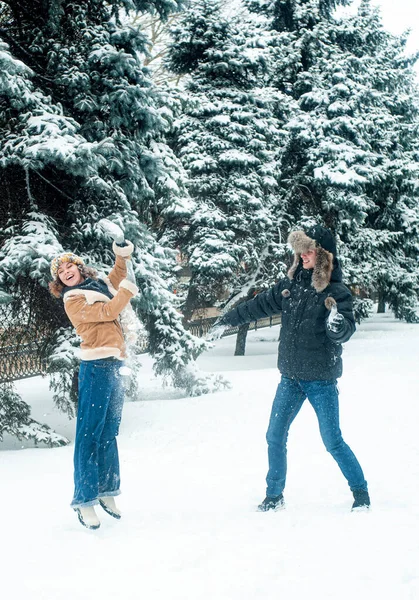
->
xmin=257 ymin=502 xmax=286 ymax=512
xmin=75 ymin=509 xmax=100 ymax=530
xmin=351 ymin=505 xmax=370 ymax=513
xmin=99 ymin=499 xmax=122 ymax=520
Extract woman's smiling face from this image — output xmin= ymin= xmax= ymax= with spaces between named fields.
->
xmin=57 ymin=262 xmax=84 ymax=286
xmin=301 ymin=249 xmax=317 ymax=270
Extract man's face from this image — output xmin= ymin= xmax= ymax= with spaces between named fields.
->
xmin=301 ymin=249 xmax=317 ymax=270
xmin=57 ymin=262 xmax=84 ymax=286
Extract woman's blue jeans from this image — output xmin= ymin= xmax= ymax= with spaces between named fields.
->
xmin=266 ymin=376 xmax=368 ymax=497
xmin=71 ymin=359 xmax=125 ymax=508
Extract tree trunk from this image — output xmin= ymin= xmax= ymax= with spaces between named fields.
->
xmin=377 ymin=291 xmax=386 ymax=313
xmin=182 ymin=284 xmax=201 ymax=324
xmin=234 ymin=323 xmax=250 ymax=356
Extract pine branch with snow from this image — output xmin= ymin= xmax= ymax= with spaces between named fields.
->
xmin=0 ymin=383 xmax=69 ymax=447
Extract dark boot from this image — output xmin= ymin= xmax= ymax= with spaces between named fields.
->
xmin=351 ymin=489 xmax=370 ymax=511
xmin=257 ymin=494 xmax=285 ymax=512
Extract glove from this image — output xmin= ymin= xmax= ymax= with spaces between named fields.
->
xmin=327 ymin=303 xmax=344 ymax=333
xmin=125 ymin=259 xmax=136 ymax=284
xmin=206 ymin=320 xmax=228 ymax=342
xmin=98 ymin=218 xmax=125 ymax=245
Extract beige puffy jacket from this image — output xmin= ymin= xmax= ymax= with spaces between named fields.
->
xmin=63 ymin=242 xmax=139 ymax=361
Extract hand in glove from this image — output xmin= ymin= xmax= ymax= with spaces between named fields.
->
xmin=125 ymin=259 xmax=137 ymax=285
xmin=326 ymin=301 xmax=345 ymax=333
xmin=206 ymin=320 xmax=228 ymax=342
xmin=98 ymin=218 xmax=125 ymax=245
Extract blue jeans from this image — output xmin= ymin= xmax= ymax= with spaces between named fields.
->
xmin=71 ymin=359 xmax=125 ymax=508
xmin=265 ymin=376 xmax=367 ymax=497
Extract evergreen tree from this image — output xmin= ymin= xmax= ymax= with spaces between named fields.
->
xmin=334 ymin=0 xmax=419 ymax=321
xmin=166 ymin=0 xmax=292 ymax=323
xmin=244 ymin=0 xmax=419 ymax=321
xmin=0 ymin=0 xmax=226 ymax=445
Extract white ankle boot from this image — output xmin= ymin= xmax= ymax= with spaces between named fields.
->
xmin=99 ymin=496 xmax=121 ymax=519
xmin=75 ymin=505 xmax=100 ymax=530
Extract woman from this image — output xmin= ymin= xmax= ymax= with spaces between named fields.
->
xmin=210 ymin=225 xmax=370 ymax=512
xmin=49 ymin=240 xmax=138 ymax=529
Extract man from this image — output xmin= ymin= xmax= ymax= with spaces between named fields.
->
xmin=210 ymin=225 xmax=370 ymax=512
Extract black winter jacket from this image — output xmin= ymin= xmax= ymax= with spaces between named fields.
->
xmin=222 ymin=262 xmax=355 ymax=381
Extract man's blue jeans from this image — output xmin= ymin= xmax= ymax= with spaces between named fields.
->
xmin=266 ymin=376 xmax=368 ymax=497
xmin=71 ymin=359 xmax=125 ymax=508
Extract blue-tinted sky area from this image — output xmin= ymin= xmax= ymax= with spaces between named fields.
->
xmin=344 ymin=0 xmax=419 ymax=58
xmin=338 ymin=0 xmax=419 ymax=76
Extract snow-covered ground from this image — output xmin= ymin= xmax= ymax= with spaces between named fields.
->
xmin=2 ymin=312 xmax=419 ymax=600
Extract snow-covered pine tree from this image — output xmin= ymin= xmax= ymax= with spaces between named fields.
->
xmin=242 ymin=0 xmax=358 ymax=224
xmin=0 ymin=0 xmax=226 ymax=444
xmin=244 ymin=0 xmax=419 ymax=321
xmin=166 ymin=0 xmax=292 ymax=325
xmin=332 ymin=0 xmax=419 ymax=321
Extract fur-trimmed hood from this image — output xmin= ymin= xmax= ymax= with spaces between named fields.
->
xmin=287 ymin=227 xmax=342 ymax=292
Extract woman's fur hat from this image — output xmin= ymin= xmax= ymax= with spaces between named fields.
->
xmin=287 ymin=225 xmax=337 ymax=292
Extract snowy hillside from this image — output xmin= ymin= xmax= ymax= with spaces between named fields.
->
xmin=2 ymin=312 xmax=419 ymax=600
